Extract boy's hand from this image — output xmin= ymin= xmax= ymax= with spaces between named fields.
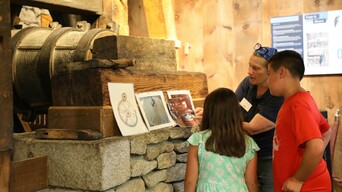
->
xmin=282 ymin=176 xmax=304 ymax=192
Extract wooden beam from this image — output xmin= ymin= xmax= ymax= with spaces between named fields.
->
xmin=0 ymin=0 xmax=13 ymax=191
xmin=48 ymin=106 xmax=120 ymax=137
xmin=0 ymin=152 xmax=11 ymax=192
xmin=35 ymin=128 xmax=103 ymax=140
xmin=143 ymin=0 xmax=167 ymax=38
xmin=10 ymin=0 xmax=103 ymax=15
xmin=51 ymin=68 xmax=209 ymax=107
xmin=128 ymin=0 xmax=149 ymax=37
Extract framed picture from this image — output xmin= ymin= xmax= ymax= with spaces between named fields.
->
xmin=135 ymin=91 xmax=175 ymax=131
xmin=108 ymin=82 xmax=148 ymax=136
xmin=166 ymin=90 xmax=197 ymax=127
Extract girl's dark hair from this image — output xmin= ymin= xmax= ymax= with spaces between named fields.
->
xmin=201 ymin=88 xmax=246 ymax=157
xmin=268 ymin=50 xmax=305 ymax=80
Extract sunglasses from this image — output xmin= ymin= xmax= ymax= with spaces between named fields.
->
xmin=254 ymin=43 xmax=269 ymax=56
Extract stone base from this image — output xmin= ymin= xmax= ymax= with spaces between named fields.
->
xmin=13 ymin=126 xmax=192 ymax=191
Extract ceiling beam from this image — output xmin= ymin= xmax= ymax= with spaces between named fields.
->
xmin=11 ymin=0 xmax=103 ymax=15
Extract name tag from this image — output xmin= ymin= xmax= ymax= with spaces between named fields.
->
xmin=240 ymin=98 xmax=252 ymax=112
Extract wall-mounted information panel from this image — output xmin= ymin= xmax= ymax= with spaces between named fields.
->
xmin=271 ymin=10 xmax=342 ymax=75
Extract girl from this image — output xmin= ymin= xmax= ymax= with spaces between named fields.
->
xmin=185 ymin=88 xmax=259 ymax=192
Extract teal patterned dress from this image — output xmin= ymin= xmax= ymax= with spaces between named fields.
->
xmin=187 ymin=130 xmax=259 ymax=192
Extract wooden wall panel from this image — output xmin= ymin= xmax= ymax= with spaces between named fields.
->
xmin=174 ymin=0 xmax=205 ymax=72
xmin=262 ymin=0 xmax=302 ymax=45
xmin=303 ymin=0 xmax=342 ymax=13
xmin=233 ymin=0 xmax=263 ymax=91
xmin=174 ymin=0 xmax=235 ymax=92
xmin=202 ymin=0 xmax=235 ymax=90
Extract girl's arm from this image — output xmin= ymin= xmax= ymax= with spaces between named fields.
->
xmin=245 ymin=152 xmax=258 ymax=192
xmin=184 ymin=145 xmax=199 ymax=192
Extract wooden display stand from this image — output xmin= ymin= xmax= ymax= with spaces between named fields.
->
xmin=51 ymin=68 xmax=208 ymax=106
xmin=48 ymin=106 xmax=120 ymax=137
xmin=48 ymin=67 xmax=207 ymax=137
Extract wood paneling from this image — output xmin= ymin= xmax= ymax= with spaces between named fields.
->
xmin=233 ymin=0 xmax=263 ymax=90
xmin=174 ymin=0 xmax=235 ymax=91
xmin=174 ymin=0 xmax=204 ymax=73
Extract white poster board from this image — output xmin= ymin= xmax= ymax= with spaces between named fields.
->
xmin=108 ymin=82 xmax=148 ymax=136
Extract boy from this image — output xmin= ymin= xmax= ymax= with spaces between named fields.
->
xmin=267 ymin=50 xmax=332 ymax=192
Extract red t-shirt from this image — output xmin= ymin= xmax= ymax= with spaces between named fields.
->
xmin=273 ymin=91 xmax=331 ymax=192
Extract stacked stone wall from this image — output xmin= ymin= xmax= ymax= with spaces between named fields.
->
xmin=13 ymin=127 xmax=192 ymax=192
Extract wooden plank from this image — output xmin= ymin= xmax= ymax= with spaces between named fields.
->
xmin=16 ymin=114 xmax=32 ymax=132
xmin=35 ymin=128 xmax=103 ymax=140
xmin=143 ymin=0 xmax=167 ymax=38
xmin=0 ymin=4 xmax=13 ymax=151
xmin=0 ymin=151 xmax=11 ymax=192
xmin=128 ymin=0 xmax=149 ymax=37
xmin=51 ymin=68 xmax=208 ymax=107
xmin=90 ymin=35 xmax=177 ymax=71
xmin=10 ymin=0 xmax=103 ymax=15
xmin=0 ymin=1 xmax=12 ymax=191
xmin=10 ymin=156 xmax=48 ymax=192
xmin=161 ymin=0 xmax=177 ymax=40
xmin=48 ymin=106 xmax=121 ymax=137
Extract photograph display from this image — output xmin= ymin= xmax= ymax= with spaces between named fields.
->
xmin=167 ymin=90 xmax=197 ymax=128
xmin=136 ymin=91 xmax=175 ymax=130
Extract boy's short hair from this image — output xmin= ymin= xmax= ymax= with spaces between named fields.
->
xmin=268 ymin=50 xmax=305 ymax=80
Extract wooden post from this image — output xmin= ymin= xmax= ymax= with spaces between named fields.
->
xmin=0 ymin=0 xmax=13 ymax=191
